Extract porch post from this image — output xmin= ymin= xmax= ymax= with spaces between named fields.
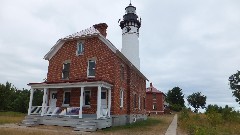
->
xmin=79 ymin=87 xmax=84 ymax=118
xmin=27 ymin=88 xmax=34 ymax=115
xmin=108 ymin=88 xmax=111 ymax=117
xmin=97 ymin=85 xmax=102 ymax=119
xmin=41 ymin=88 xmax=47 ymax=116
xmin=45 ymin=89 xmax=49 ymax=106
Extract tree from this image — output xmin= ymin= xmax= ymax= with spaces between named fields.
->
xmin=205 ymin=104 xmax=223 ymax=114
xmin=187 ymin=92 xmax=206 ymax=113
xmin=0 ymin=82 xmax=43 ymax=113
xmin=166 ymin=87 xmax=185 ymax=111
xmin=228 ymin=71 xmax=240 ymax=105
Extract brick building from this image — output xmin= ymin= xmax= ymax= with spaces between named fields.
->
xmin=146 ymin=83 xmax=166 ymax=115
xmin=25 ymin=3 xmax=148 ymax=130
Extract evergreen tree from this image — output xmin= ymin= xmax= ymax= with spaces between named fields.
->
xmin=166 ymin=87 xmax=185 ymax=111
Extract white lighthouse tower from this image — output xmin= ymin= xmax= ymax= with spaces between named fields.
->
xmin=120 ymin=3 xmax=141 ymax=70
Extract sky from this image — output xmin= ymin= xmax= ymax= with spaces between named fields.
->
xmin=0 ymin=0 xmax=240 ymax=110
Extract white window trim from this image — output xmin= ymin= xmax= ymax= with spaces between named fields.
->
xmin=62 ymin=90 xmax=71 ymax=107
xmin=83 ymin=90 xmax=91 ymax=106
xmin=76 ymin=41 xmax=84 ymax=56
xmin=153 ymin=103 xmax=157 ymax=110
xmin=138 ymin=96 xmax=141 ymax=110
xmin=120 ymin=90 xmax=124 ymax=108
xmin=87 ymin=59 xmax=96 ymax=78
xmin=143 ymin=97 xmax=146 ymax=110
xmin=62 ymin=62 xmax=70 ymax=79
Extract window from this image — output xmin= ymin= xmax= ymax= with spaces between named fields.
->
xmin=138 ymin=96 xmax=141 ymax=110
xmin=87 ymin=60 xmax=96 ymax=77
xmin=76 ymin=42 xmax=84 ymax=55
xmin=153 ymin=103 xmax=157 ymax=110
xmin=62 ymin=63 xmax=70 ymax=79
xmin=101 ymin=91 xmax=106 ymax=99
xmin=153 ymin=93 xmax=156 ymax=100
xmin=120 ymin=90 xmax=123 ymax=108
xmin=143 ymin=97 xmax=146 ymax=109
xmin=63 ymin=91 xmax=71 ymax=106
xmin=120 ymin=65 xmax=124 ymax=80
xmin=134 ymin=94 xmax=137 ymax=108
xmin=84 ymin=90 xmax=91 ymax=106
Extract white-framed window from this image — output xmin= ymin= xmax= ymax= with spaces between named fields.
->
xmin=153 ymin=103 xmax=157 ymax=110
xmin=62 ymin=63 xmax=70 ymax=79
xmin=134 ymin=94 xmax=137 ymax=108
xmin=153 ymin=93 xmax=156 ymax=100
xmin=120 ymin=65 xmax=124 ymax=81
xmin=120 ymin=90 xmax=124 ymax=108
xmin=87 ymin=59 xmax=96 ymax=77
xmin=138 ymin=96 xmax=141 ymax=110
xmin=83 ymin=90 xmax=91 ymax=106
xmin=62 ymin=91 xmax=71 ymax=106
xmin=143 ymin=97 xmax=146 ymax=109
xmin=76 ymin=42 xmax=84 ymax=55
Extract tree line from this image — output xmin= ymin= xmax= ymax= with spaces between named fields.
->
xmin=0 ymin=82 xmax=43 ymax=113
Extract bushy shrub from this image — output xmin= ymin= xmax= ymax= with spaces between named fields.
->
xmin=206 ymin=110 xmax=222 ymax=127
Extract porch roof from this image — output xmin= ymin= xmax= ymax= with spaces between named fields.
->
xmin=28 ymin=81 xmax=112 ymax=89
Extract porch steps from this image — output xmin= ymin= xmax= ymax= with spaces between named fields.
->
xmin=74 ymin=121 xmax=97 ymax=132
xmin=73 ymin=118 xmax=112 ymax=131
xmin=21 ymin=116 xmax=40 ymax=127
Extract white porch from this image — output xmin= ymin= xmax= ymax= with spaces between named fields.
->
xmin=27 ymin=81 xmax=112 ymax=119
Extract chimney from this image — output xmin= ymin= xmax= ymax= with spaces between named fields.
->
xmin=150 ymin=82 xmax=153 ymax=92
xmin=93 ymin=23 xmax=108 ymax=37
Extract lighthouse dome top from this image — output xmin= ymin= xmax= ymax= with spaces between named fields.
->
xmin=125 ymin=3 xmax=136 ymax=14
xmin=120 ymin=3 xmax=141 ymax=29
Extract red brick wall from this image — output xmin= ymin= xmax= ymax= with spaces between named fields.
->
xmin=46 ymin=37 xmax=146 ymax=115
xmin=146 ymin=92 xmax=164 ymax=114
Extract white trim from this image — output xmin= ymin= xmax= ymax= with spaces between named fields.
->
xmin=79 ymin=87 xmax=84 ymax=118
xmin=76 ymin=41 xmax=84 ymax=56
xmin=108 ymin=88 xmax=111 ymax=117
xmin=62 ymin=90 xmax=71 ymax=107
xmin=28 ymin=81 xmax=112 ymax=89
xmin=41 ymin=88 xmax=47 ymax=116
xmin=120 ymin=90 xmax=124 ymax=108
xmin=97 ymin=85 xmax=102 ymax=119
xmin=83 ymin=90 xmax=91 ymax=106
xmin=87 ymin=59 xmax=96 ymax=78
xmin=138 ymin=95 xmax=141 ymax=110
xmin=28 ymin=89 xmax=34 ymax=115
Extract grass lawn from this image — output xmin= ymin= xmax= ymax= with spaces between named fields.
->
xmin=0 ymin=112 xmax=25 ymax=124
xmin=96 ymin=114 xmax=174 ymax=135
xmin=0 ymin=112 xmax=174 ymax=135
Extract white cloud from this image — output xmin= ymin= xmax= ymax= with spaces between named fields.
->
xmin=0 ymin=0 xmax=240 ymax=110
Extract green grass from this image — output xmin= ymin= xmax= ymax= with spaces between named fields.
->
xmin=102 ymin=118 xmax=162 ymax=131
xmin=178 ymin=110 xmax=240 ymax=135
xmin=0 ymin=111 xmax=25 ymax=124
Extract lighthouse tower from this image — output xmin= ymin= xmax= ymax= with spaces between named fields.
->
xmin=120 ymin=3 xmax=141 ymax=70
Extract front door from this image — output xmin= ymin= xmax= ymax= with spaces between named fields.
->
xmin=101 ymin=90 xmax=107 ymax=109
xmin=50 ymin=91 xmax=57 ymax=107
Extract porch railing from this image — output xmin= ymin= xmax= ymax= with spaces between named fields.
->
xmin=29 ymin=106 xmax=80 ymax=116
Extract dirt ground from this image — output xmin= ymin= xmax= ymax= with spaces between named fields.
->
xmin=0 ymin=115 xmax=175 ymax=135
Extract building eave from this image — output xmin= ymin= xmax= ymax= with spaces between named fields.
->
xmin=28 ymin=81 xmax=113 ymax=89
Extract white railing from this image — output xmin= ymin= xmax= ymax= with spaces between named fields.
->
xmin=30 ymin=106 xmax=80 ymax=117
xmin=30 ymin=106 xmax=42 ymax=115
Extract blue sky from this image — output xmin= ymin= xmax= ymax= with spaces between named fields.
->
xmin=0 ymin=0 xmax=240 ymax=110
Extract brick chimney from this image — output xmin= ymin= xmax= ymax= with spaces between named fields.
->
xmin=150 ymin=82 xmax=153 ymax=92
xmin=93 ymin=23 xmax=108 ymax=37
